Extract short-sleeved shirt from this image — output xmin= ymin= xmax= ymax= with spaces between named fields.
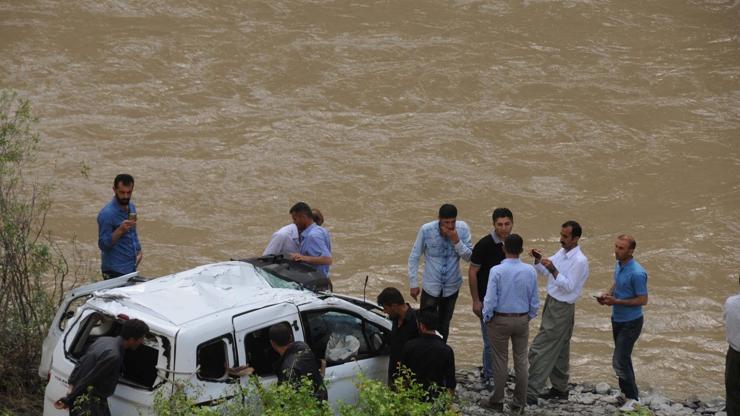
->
xmin=470 ymin=232 xmax=506 ymax=301
xmin=299 ymin=223 xmax=332 ymax=277
xmin=97 ymin=198 xmax=141 ymax=275
xmin=388 ymin=305 xmax=419 ymax=382
xmin=612 ymin=258 xmax=648 ymax=322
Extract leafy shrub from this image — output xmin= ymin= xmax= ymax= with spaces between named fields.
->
xmin=153 ymin=371 xmax=456 ymax=416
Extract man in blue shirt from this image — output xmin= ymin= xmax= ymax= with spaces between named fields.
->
xmin=97 ymin=174 xmax=142 ymax=279
xmin=597 ymin=234 xmax=648 ymax=412
xmin=289 ymin=202 xmax=332 ymax=278
xmin=408 ymin=204 xmax=472 ymax=342
xmin=481 ymin=234 xmax=539 ymax=413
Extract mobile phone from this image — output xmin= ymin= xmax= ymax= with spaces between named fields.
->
xmin=530 ymin=249 xmax=542 ymax=259
xmin=128 ymin=212 xmax=137 ymax=221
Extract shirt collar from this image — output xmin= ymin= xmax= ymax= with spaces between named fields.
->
xmin=562 ymin=245 xmax=581 ymax=259
xmin=491 ymin=231 xmax=504 ymax=245
xmin=501 ymin=258 xmax=521 ymax=264
xmin=300 ymin=223 xmax=317 ymax=238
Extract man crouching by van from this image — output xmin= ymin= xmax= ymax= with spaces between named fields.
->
xmin=54 ymin=319 xmax=149 ymax=416
xmin=269 ymin=322 xmax=328 ymax=402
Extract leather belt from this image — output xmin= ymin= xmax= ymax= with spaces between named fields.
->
xmin=495 ymin=312 xmax=528 ymax=317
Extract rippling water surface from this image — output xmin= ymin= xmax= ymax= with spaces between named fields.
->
xmin=2 ymin=0 xmax=738 ymax=399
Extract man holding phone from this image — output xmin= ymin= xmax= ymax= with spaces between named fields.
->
xmin=526 ymin=221 xmax=589 ymax=405
xmin=408 ymin=204 xmax=472 ymax=342
xmin=97 ymin=174 xmax=142 ymax=279
xmin=597 ymin=234 xmax=648 ymax=412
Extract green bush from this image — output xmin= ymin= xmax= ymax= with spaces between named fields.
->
xmin=0 ymin=91 xmax=81 ymax=414
xmin=153 ymin=371 xmax=457 ymax=416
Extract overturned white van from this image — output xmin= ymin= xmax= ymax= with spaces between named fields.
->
xmin=40 ymin=259 xmax=391 ymax=415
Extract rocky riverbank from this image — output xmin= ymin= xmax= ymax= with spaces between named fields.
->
xmin=453 ymin=368 xmax=727 ymax=416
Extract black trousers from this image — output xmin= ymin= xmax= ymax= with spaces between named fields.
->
xmin=727 ymin=346 xmax=740 ymax=416
xmin=420 ymin=289 xmax=458 ymax=343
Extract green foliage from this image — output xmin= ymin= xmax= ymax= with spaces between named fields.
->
xmin=0 ymin=90 xmax=82 ymax=414
xmin=153 ymin=371 xmax=456 ymax=416
xmin=618 ymin=404 xmax=655 ymax=416
xmin=339 ymin=370 xmax=456 ymax=416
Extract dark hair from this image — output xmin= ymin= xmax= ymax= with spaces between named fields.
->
xmin=312 ymin=209 xmax=324 ymax=226
xmin=289 ymin=202 xmax=312 ymax=217
xmin=268 ymin=322 xmax=294 ymax=347
xmin=617 ymin=234 xmax=636 ymax=250
xmin=492 ymin=207 xmax=513 ymax=222
xmin=416 ymin=309 xmax=438 ymax=331
xmin=120 ymin=319 xmax=149 ymax=340
xmin=562 ymin=220 xmax=582 ymax=238
xmin=377 ymin=287 xmax=405 ymax=307
xmin=504 ymin=234 xmax=524 ymax=255
xmin=114 ymin=174 xmax=135 ymax=188
xmin=438 ymin=204 xmax=457 ymax=219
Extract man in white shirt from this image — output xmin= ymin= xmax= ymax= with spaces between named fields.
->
xmin=263 ymin=224 xmax=300 ymax=256
xmin=725 ymin=278 xmax=740 ymax=416
xmin=526 ymin=221 xmax=589 ymax=405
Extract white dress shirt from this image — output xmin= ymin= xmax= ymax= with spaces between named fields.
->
xmin=534 ymin=245 xmax=589 ymax=304
xmin=725 ymin=293 xmax=740 ymax=352
xmin=263 ymin=224 xmax=300 ymax=256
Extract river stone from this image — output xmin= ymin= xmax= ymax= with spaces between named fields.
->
xmin=575 ymin=393 xmax=597 ymax=405
xmin=595 ymin=382 xmax=610 ymax=394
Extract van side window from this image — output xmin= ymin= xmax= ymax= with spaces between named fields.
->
xmin=197 ymin=336 xmax=233 ymax=380
xmin=244 ymin=324 xmax=287 ymax=377
xmin=302 ymin=310 xmax=388 ymax=366
xmin=59 ymin=296 xmax=91 ymax=331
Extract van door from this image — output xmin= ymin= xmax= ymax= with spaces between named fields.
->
xmin=38 ymin=272 xmax=143 ymax=378
xmin=232 ymin=303 xmax=304 ymax=383
xmin=299 ymin=307 xmax=390 ymax=407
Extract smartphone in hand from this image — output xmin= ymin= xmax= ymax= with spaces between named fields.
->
xmin=128 ymin=212 xmax=137 ymax=221
xmin=530 ymin=249 xmax=542 ymax=260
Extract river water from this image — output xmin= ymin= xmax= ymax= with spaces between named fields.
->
xmin=2 ymin=0 xmax=738 ymax=400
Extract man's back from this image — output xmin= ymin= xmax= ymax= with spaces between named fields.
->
xmin=277 ymin=341 xmax=327 ymax=401
xmin=68 ymin=336 xmax=124 ymax=401
xmin=263 ymin=224 xmax=299 ymax=256
xmin=401 ymin=333 xmax=456 ymax=396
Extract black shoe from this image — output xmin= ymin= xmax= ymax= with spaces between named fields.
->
xmin=510 ymin=404 xmax=524 ymax=414
xmin=479 ymin=399 xmax=504 ymax=412
xmin=539 ymin=388 xmax=568 ymax=400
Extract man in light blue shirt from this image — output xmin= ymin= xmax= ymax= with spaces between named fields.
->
xmin=289 ymin=202 xmax=332 ymax=278
xmin=597 ymin=234 xmax=648 ymax=412
xmin=408 ymin=204 xmax=472 ymax=342
xmin=97 ymin=174 xmax=142 ymax=279
xmin=481 ymin=234 xmax=538 ymax=413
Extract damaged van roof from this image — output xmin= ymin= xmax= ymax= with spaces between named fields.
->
xmin=87 ymin=261 xmax=318 ymax=326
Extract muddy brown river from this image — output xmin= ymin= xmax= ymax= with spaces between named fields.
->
xmin=2 ymin=0 xmax=738 ymax=400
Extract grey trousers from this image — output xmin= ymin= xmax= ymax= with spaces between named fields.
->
xmin=487 ymin=315 xmax=529 ymax=408
xmin=527 ymin=295 xmax=575 ymax=401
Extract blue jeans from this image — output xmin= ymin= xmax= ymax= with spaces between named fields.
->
xmin=480 ymin=318 xmax=493 ymax=381
xmin=612 ymin=316 xmax=643 ymax=400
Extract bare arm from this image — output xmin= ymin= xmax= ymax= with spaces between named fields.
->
xmin=468 ymin=265 xmax=482 ymax=318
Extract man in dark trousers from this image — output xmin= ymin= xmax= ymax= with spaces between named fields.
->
xmin=269 ymin=322 xmax=328 ymax=401
xmin=468 ymin=207 xmax=513 ymax=387
xmin=400 ymin=309 xmax=457 ymax=399
xmin=54 ymin=319 xmax=149 ymax=416
xmin=597 ymin=234 xmax=648 ymax=412
xmin=377 ymin=287 xmax=419 ymax=384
